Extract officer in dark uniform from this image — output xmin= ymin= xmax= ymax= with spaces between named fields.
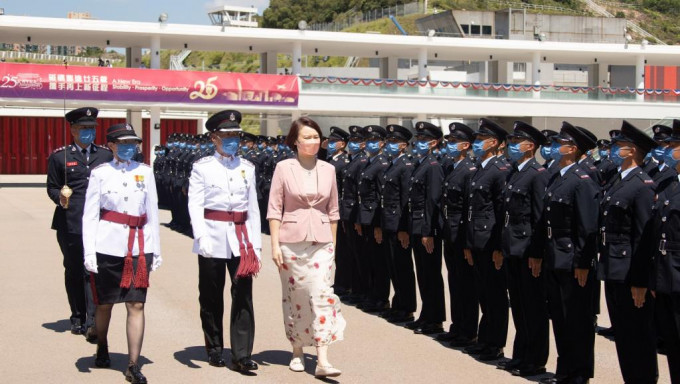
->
xmin=575 ymin=126 xmax=603 ymax=186
xmin=595 ymin=139 xmax=617 ymax=187
xmin=257 ymin=136 xmax=277 ymax=235
xmin=379 ymin=124 xmax=417 ymax=324
xmin=498 ymin=121 xmax=550 ymax=376
xmin=356 ymin=125 xmax=392 ymax=313
xmin=325 ymin=127 xmax=352 ymax=297
xmin=340 ymin=126 xmax=369 ymax=305
xmin=437 ymin=123 xmax=479 ymax=347
xmin=46 ymin=107 xmax=113 ymax=341
xmin=538 ymin=122 xmax=600 ymax=384
xmin=651 ymin=119 xmax=680 ymax=383
xmin=597 ymin=121 xmax=658 ymax=384
xmin=540 ymin=129 xmax=558 ymax=170
xmin=462 ymin=118 xmax=510 ymax=361
xmin=648 ymin=124 xmax=677 ymax=195
xmin=240 ymin=131 xmax=260 ymax=165
xmin=405 ymin=121 xmax=445 ymax=335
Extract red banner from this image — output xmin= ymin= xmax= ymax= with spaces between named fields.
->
xmin=0 ymin=62 xmax=299 ymax=106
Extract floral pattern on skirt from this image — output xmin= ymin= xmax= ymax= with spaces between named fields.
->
xmin=279 ymin=241 xmax=346 ymax=347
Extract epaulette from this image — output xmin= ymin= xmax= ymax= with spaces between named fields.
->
xmin=95 ymin=144 xmax=112 ymax=151
xmin=51 ymin=146 xmax=66 ymax=154
xmin=635 ymin=171 xmax=655 ymax=184
xmin=241 ymin=158 xmax=255 ymax=168
xmin=91 ymin=162 xmax=108 ymax=171
xmin=430 ymin=161 xmax=439 ymax=165
xmin=381 ymin=161 xmax=389 ymax=166
xmin=537 ymin=167 xmax=546 ymax=171
xmin=469 ymin=166 xmax=477 ymax=171
xmin=194 ymin=156 xmax=213 ymax=164
xmin=495 ymin=162 xmax=507 ymax=170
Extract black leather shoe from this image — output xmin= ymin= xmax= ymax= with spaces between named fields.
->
xmin=462 ymin=343 xmax=487 ymax=355
xmin=208 ymin=352 xmax=226 ymax=367
xmin=85 ymin=326 xmax=98 ymax=343
xmin=435 ymin=331 xmax=458 ymax=342
xmin=378 ymin=309 xmax=395 ymax=319
xmin=496 ymin=358 xmax=522 ymax=371
xmin=597 ymin=327 xmax=615 ymax=337
xmin=362 ymin=301 xmax=389 ymax=313
xmin=511 ymin=364 xmax=546 ymax=377
xmin=449 ymin=337 xmax=477 ymax=348
xmin=477 ymin=347 xmax=504 ymax=361
xmin=404 ymin=319 xmax=423 ymax=330
xmin=232 ymin=358 xmax=258 ymax=372
xmin=94 ymin=344 xmax=110 ymax=368
xmin=71 ymin=320 xmax=85 ymax=335
xmin=125 ymin=364 xmax=147 ymax=384
xmin=539 ymin=375 xmax=569 ymax=384
xmin=414 ymin=323 xmax=444 ymax=335
xmin=387 ymin=312 xmax=414 ymax=324
xmin=569 ymin=376 xmax=590 ymax=384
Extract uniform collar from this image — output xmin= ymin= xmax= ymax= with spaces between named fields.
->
xmin=559 ymin=163 xmax=576 ymax=177
xmin=517 ymin=158 xmax=532 ymax=171
xmin=73 ymin=142 xmax=91 ymax=153
xmin=620 ymin=165 xmax=639 ymax=180
xmin=112 ymin=159 xmax=132 ymax=169
xmin=481 ymin=156 xmax=494 ymax=169
xmin=214 ymin=152 xmax=237 ymax=165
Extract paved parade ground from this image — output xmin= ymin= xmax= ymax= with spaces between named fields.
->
xmin=0 ymin=184 xmax=671 ymax=383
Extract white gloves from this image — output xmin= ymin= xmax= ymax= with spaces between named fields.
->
xmin=199 ymin=236 xmax=214 ymax=258
xmin=84 ymin=254 xmax=98 ymax=274
xmin=151 ymin=254 xmax=163 ymax=272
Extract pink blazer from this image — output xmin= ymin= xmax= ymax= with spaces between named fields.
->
xmin=267 ymin=159 xmax=340 ymax=243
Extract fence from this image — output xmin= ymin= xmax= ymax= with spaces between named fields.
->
xmin=308 ymin=1 xmax=425 ymax=32
xmin=0 ymin=51 xmax=121 ymax=64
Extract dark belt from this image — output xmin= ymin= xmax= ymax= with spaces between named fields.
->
xmin=659 ymin=239 xmax=680 ymax=255
xmin=100 ymin=209 xmax=149 ymax=289
xmin=546 ymin=227 xmax=570 ymax=239
xmin=204 ymin=208 xmax=259 ymax=278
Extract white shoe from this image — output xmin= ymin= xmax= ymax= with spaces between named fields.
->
xmin=289 ymin=356 xmax=305 ymax=372
xmin=315 ymin=364 xmax=341 ymax=377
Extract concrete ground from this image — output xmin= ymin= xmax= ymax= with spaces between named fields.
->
xmin=0 ymin=185 xmax=671 ymax=383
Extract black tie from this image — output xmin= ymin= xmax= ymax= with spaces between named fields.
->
xmin=82 ymin=148 xmax=88 ymax=162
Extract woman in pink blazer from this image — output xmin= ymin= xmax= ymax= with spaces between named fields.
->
xmin=267 ymin=117 xmax=346 ymax=378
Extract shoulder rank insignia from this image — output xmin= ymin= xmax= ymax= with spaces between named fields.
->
xmin=644 ymin=179 xmax=654 ymax=184
xmin=66 ymin=161 xmax=78 ymax=167
xmin=580 ymin=174 xmax=590 ymax=179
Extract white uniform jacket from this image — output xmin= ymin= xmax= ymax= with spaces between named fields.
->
xmin=188 ymin=154 xmax=262 ymax=259
xmin=82 ymin=160 xmax=161 ymax=258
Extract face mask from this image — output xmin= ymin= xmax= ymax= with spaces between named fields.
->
xmin=366 ymin=140 xmax=382 ymax=155
xmin=507 ymin=142 xmax=526 ymax=161
xmin=179 ymin=142 xmax=186 ymax=149
xmin=609 ymin=144 xmax=626 ymax=167
xmin=550 ymin=141 xmax=563 ymax=162
xmin=327 ymin=141 xmax=338 ymax=154
xmin=257 ymin=144 xmax=264 ymax=151
xmin=78 ymin=128 xmax=96 ymax=146
xmin=664 ymin=147 xmax=680 ymax=169
xmin=296 ymin=139 xmax=320 ymax=157
xmin=240 ymin=145 xmax=250 ymax=153
xmin=540 ymin=146 xmax=552 ymax=160
xmin=384 ymin=142 xmax=401 ymax=157
xmin=221 ymin=137 xmax=240 ymax=156
xmin=200 ymin=144 xmax=207 ymax=150
xmin=472 ymin=139 xmax=487 ymax=158
xmin=208 ymin=143 xmax=215 ymax=150
xmin=116 ymin=143 xmax=137 ymax=162
xmin=413 ymin=140 xmax=431 ymax=156
xmin=446 ymin=142 xmax=461 ymax=157
xmin=347 ymin=141 xmax=362 ymax=155
xmin=265 ymin=146 xmax=273 ymax=153
xmin=652 ymin=146 xmax=666 ymax=162
xmin=440 ymin=147 xmax=448 ymax=155
xmin=644 ymin=152 xmax=652 ymax=161
xmin=599 ymin=149 xmax=609 ymax=159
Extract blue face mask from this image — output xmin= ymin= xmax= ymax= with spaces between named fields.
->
xmin=599 ymin=149 xmax=609 ymax=159
xmin=79 ymin=128 xmax=96 ymax=146
xmin=208 ymin=143 xmax=215 ymax=150
xmin=257 ymin=144 xmax=264 ymax=151
xmin=440 ymin=147 xmax=448 ymax=155
xmin=472 ymin=139 xmax=487 ymax=158
xmin=116 ymin=143 xmax=137 ymax=162
xmin=200 ymin=144 xmax=207 ymax=150
xmin=265 ymin=146 xmax=273 ymax=153
xmin=179 ymin=142 xmax=186 ymax=149
xmin=327 ymin=141 xmax=338 ymax=154
xmin=644 ymin=152 xmax=652 ymax=161
xmin=240 ymin=145 xmax=250 ymax=153
xmin=550 ymin=141 xmax=563 ymax=162
xmin=221 ymin=137 xmax=240 ymax=156
xmin=664 ymin=147 xmax=679 ymax=169
xmin=540 ymin=145 xmax=552 ymax=160
xmin=609 ymin=144 xmax=626 ymax=167
xmin=446 ymin=142 xmax=461 ymax=157
xmin=366 ymin=140 xmax=382 ymax=154
xmin=384 ymin=142 xmax=401 ymax=157
xmin=507 ymin=142 xmax=526 ymax=161
xmin=347 ymin=141 xmax=362 ymax=155
xmin=413 ymin=140 xmax=431 ymax=156
xmin=652 ymin=146 xmax=666 ymax=162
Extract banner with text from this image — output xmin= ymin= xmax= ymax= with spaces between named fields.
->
xmin=0 ymin=62 xmax=299 ymax=106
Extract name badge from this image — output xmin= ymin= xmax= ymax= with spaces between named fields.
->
xmin=66 ymin=161 xmax=78 ymax=167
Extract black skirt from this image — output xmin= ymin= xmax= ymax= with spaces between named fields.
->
xmin=92 ymin=253 xmax=153 ymax=304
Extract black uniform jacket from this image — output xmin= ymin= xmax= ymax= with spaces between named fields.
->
xmin=340 ymin=152 xmax=368 ymax=222
xmin=440 ymin=157 xmax=476 ymax=244
xmin=380 ymin=154 xmax=414 ymax=233
xmin=650 ymin=180 xmax=680 ymax=293
xmin=501 ymin=158 xmax=550 ymax=258
xmin=408 ymin=153 xmax=444 ymax=237
xmin=47 ymin=143 xmax=113 ymax=234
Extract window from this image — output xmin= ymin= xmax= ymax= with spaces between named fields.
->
xmin=461 ymin=24 xmax=470 ymax=34
xmin=471 ymin=25 xmax=480 ymax=35
xmin=482 ymin=25 xmax=492 ymax=35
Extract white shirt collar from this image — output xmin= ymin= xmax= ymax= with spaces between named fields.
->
xmin=517 ymin=158 xmax=531 ymax=171
xmin=620 ymin=165 xmax=638 ymax=180
xmin=559 ymin=163 xmax=576 ymax=177
xmin=74 ymin=142 xmax=91 ymax=153
xmin=481 ymin=156 xmax=493 ymax=169
xmin=659 ymin=163 xmax=667 ymax=171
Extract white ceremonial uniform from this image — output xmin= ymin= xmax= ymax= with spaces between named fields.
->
xmin=188 ymin=153 xmax=261 ymax=259
xmin=82 ymin=160 xmax=161 ymax=260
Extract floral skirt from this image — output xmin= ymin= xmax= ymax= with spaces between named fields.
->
xmin=279 ymin=241 xmax=346 ymax=347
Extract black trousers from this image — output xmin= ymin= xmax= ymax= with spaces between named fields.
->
xmin=605 ymin=281 xmax=658 ymax=384
xmin=56 ymin=230 xmax=95 ymax=327
xmin=385 ymin=232 xmax=416 ymax=313
xmin=444 ymin=239 xmax=478 ymax=339
xmin=333 ymin=223 xmax=352 ymax=292
xmin=198 ymin=255 xmax=254 ymax=361
xmin=656 ymin=292 xmax=680 ymax=384
xmin=412 ymin=236 xmax=445 ymax=323
xmin=257 ymin=196 xmax=270 ymax=235
xmin=344 ymin=221 xmax=369 ymax=296
xmin=472 ymin=248 xmax=508 ymax=348
xmin=364 ymin=225 xmax=390 ymax=303
xmin=546 ymin=269 xmax=595 ymax=380
xmin=506 ymin=257 xmax=549 ymax=367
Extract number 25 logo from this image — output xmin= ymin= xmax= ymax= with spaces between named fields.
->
xmin=190 ymin=76 xmax=218 ymax=100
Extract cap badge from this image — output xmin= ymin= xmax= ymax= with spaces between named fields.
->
xmin=86 ymin=109 xmax=92 ymax=116
xmin=229 ymin=113 xmax=236 ymax=121
xmin=390 ymin=127 xmax=394 ymax=132
xmin=655 ymin=127 xmax=660 ymax=133
xmin=368 ymin=126 xmax=373 ymax=132
xmin=514 ymin=123 xmax=518 ymax=129
xmin=126 ymin=124 xmax=132 ymax=130
xmin=418 ymin=123 xmax=424 ymax=129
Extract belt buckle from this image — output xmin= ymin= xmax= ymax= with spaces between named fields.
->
xmin=444 ymin=205 xmax=448 ymax=218
xmin=547 ymin=227 xmax=552 ymax=239
xmin=659 ymin=239 xmax=667 ymax=255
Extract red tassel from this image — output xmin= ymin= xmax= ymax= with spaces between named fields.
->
xmin=120 ymin=253 xmax=134 ymax=289
xmin=89 ymin=273 xmax=99 ymax=305
xmin=133 ymin=253 xmax=149 ymax=288
xmin=236 ymin=245 xmax=261 ymax=279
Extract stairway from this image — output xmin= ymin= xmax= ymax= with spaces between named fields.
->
xmin=580 ymin=0 xmax=666 ymax=45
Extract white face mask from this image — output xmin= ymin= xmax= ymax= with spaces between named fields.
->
xmin=296 ymin=138 xmax=320 ymax=156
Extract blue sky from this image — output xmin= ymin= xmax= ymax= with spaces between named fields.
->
xmin=2 ymin=0 xmax=271 ymax=24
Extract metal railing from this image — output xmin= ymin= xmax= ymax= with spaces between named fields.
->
xmin=487 ymin=0 xmax=587 ymax=14
xmin=308 ymin=1 xmax=425 ymax=32
xmin=0 ymin=51 xmax=121 ymax=64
